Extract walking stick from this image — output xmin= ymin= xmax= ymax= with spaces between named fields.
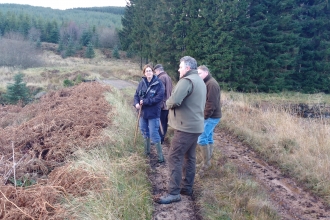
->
xmin=159 ymin=119 xmax=164 ymax=135
xmin=133 ymin=105 xmax=142 ymax=148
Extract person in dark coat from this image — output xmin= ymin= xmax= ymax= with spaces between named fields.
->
xmin=197 ymin=65 xmax=222 ymax=175
xmin=153 ymin=64 xmax=173 ymax=144
xmin=134 ymin=64 xmax=165 ymax=163
xmin=156 ymin=56 xmax=206 ymax=204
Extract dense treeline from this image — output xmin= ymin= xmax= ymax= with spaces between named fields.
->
xmin=0 ymin=4 xmax=123 ymax=28
xmin=120 ymin=0 xmax=330 ymax=93
xmin=0 ymin=4 xmax=122 ymax=59
xmin=75 ymin=6 xmax=126 ymax=15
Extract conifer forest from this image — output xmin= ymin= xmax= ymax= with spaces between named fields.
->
xmin=1 ymin=1 xmax=330 ymax=93
xmin=120 ymin=0 xmax=330 ymax=93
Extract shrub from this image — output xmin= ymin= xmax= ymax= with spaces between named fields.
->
xmin=98 ymin=27 xmax=119 ymax=48
xmin=112 ymin=45 xmax=120 ymax=59
xmin=63 ymin=79 xmax=74 ymax=87
xmin=4 ymin=73 xmax=30 ymax=105
xmin=75 ymin=74 xmax=83 ymax=84
xmin=85 ymin=42 xmax=95 ymax=58
xmin=126 ymin=50 xmax=134 ymax=58
xmin=0 ymin=33 xmax=45 ymax=68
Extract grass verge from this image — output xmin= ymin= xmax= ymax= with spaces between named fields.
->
xmin=220 ymin=91 xmax=330 ymax=204
xmin=195 ymin=143 xmax=280 ymax=220
xmin=62 ymin=87 xmax=153 ymax=219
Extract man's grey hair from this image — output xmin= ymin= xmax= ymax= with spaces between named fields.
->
xmin=197 ymin=65 xmax=210 ymax=74
xmin=154 ymin=64 xmax=164 ymax=71
xmin=180 ymin=56 xmax=197 ymax=70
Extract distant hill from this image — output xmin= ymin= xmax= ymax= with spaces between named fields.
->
xmin=0 ymin=3 xmax=124 ymax=29
xmin=73 ymin=6 xmax=125 ymax=15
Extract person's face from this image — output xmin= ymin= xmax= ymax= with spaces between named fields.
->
xmin=144 ymin=67 xmax=153 ymax=78
xmin=198 ymin=69 xmax=208 ymax=80
xmin=178 ymin=61 xmax=189 ymax=78
xmin=154 ymin=68 xmax=160 ymax=76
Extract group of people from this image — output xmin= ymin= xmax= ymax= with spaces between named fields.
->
xmin=133 ymin=56 xmax=222 ymax=204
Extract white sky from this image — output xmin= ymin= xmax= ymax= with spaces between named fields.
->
xmin=0 ymin=0 xmax=128 ymax=10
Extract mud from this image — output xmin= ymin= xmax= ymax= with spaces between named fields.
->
xmin=110 ymin=78 xmax=330 ymax=219
xmin=146 ymin=127 xmax=330 ymax=220
xmin=147 ymin=142 xmax=200 ymax=220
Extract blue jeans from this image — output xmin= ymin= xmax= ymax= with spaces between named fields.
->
xmin=139 ymin=117 xmax=161 ymax=143
xmin=197 ymin=118 xmax=221 ymax=146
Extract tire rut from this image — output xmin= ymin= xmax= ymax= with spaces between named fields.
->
xmin=214 ymin=127 xmax=330 ymax=220
xmin=147 ymin=144 xmax=200 ymax=220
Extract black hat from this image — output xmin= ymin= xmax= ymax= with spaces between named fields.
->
xmin=154 ymin=64 xmax=163 ymax=71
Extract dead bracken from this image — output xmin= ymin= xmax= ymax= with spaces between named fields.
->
xmin=0 ymin=82 xmax=112 ymax=219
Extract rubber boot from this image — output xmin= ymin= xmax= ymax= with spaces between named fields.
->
xmin=198 ymin=144 xmax=211 ymax=178
xmin=196 ymin=144 xmax=204 ymax=168
xmin=201 ymin=144 xmax=211 ymax=169
xmin=155 ymin=142 xmax=164 ymax=163
xmin=209 ymin=143 xmax=214 ymax=158
xmin=144 ymin=138 xmax=150 ymax=156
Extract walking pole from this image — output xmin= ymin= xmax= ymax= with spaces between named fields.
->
xmin=133 ymin=105 xmax=142 ymax=148
xmin=159 ymin=119 xmax=164 ymax=135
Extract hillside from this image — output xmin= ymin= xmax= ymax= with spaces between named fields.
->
xmin=0 ymin=3 xmax=123 ymax=29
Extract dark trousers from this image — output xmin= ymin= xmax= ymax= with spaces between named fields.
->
xmin=159 ymin=110 xmax=169 ymax=143
xmin=167 ymin=130 xmax=201 ymax=195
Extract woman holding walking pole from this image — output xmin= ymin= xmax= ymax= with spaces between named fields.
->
xmin=133 ymin=64 xmax=165 ymax=163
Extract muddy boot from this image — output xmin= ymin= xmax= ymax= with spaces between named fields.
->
xmin=198 ymin=144 xmax=211 ymax=177
xmin=209 ymin=143 xmax=214 ymax=158
xmin=196 ymin=144 xmax=204 ymax=168
xmin=144 ymin=138 xmax=150 ymax=156
xmin=155 ymin=142 xmax=164 ymax=163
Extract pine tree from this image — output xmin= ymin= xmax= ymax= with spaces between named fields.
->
xmin=4 ymin=73 xmax=29 ymax=105
xmin=49 ymin=20 xmax=59 ymax=43
xmin=80 ymin=28 xmax=93 ymax=46
xmin=112 ymin=45 xmax=120 ymax=59
xmin=65 ymin=36 xmax=75 ymax=57
xmin=85 ymin=42 xmax=95 ymax=58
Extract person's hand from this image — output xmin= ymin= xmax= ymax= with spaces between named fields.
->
xmin=135 ymin=103 xmax=141 ymax=109
xmin=140 ymin=100 xmax=144 ymax=105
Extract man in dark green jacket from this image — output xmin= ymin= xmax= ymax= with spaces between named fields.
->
xmin=156 ymin=56 xmax=206 ymax=204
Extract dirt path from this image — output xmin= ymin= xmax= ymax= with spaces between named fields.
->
xmin=146 ymin=127 xmax=330 ymax=220
xmin=147 ymin=127 xmax=330 ymax=220
xmin=148 ymin=142 xmax=200 ymax=220
xmin=104 ymin=79 xmax=330 ymax=219
xmin=213 ymin=127 xmax=330 ymax=220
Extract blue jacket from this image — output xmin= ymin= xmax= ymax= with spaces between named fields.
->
xmin=134 ymin=75 xmax=164 ymax=119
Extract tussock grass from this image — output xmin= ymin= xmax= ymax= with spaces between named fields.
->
xmin=196 ymin=150 xmax=280 ymax=219
xmin=235 ymin=91 xmax=330 ymax=104
xmin=221 ymin=91 xmax=330 ymax=204
xmin=62 ymin=87 xmax=152 ymax=219
xmin=0 ymin=49 xmax=140 ymax=92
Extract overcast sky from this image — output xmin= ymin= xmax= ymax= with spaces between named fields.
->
xmin=0 ymin=0 xmax=128 ymax=10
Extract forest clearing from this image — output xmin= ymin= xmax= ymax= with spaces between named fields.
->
xmin=0 ymin=48 xmax=329 ymax=219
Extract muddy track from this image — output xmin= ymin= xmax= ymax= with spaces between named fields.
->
xmin=107 ymin=79 xmax=330 ymax=219
xmin=145 ymin=126 xmax=330 ymax=220
xmin=148 ymin=142 xmax=201 ymax=220
xmin=214 ymin=127 xmax=330 ymax=220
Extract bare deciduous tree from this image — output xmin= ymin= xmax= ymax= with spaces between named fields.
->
xmin=0 ymin=33 xmax=45 ymax=68
xmin=98 ymin=27 xmax=120 ymax=49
